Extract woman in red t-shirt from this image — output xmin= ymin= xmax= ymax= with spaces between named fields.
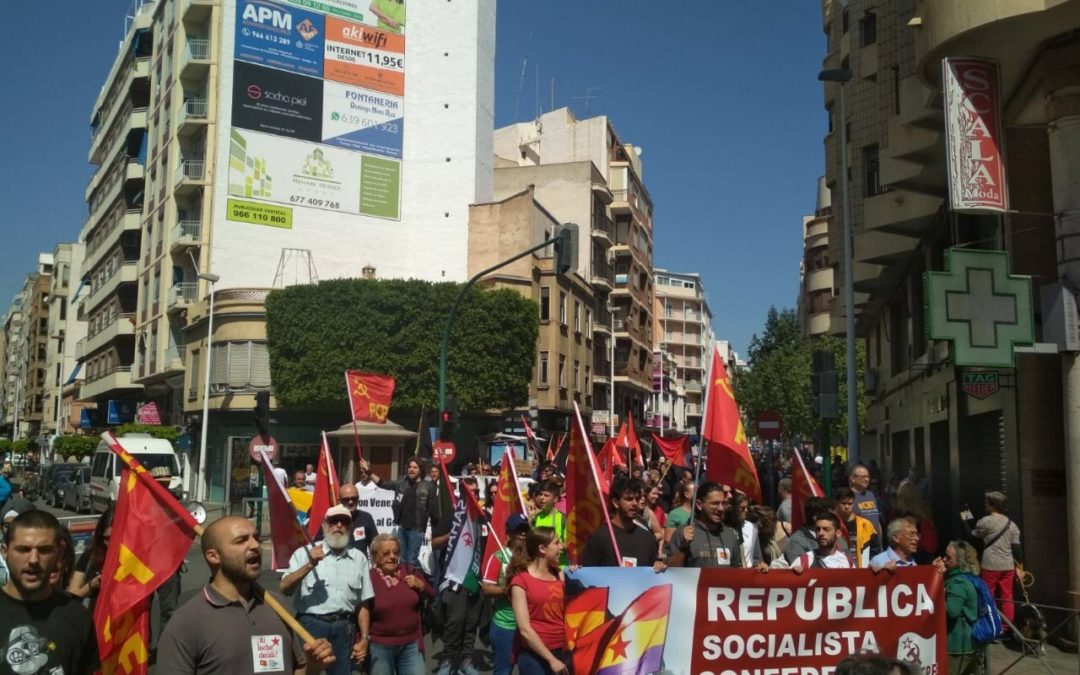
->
xmin=507 ymin=526 xmax=568 ymax=675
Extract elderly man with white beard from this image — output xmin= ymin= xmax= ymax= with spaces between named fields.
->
xmin=281 ymin=504 xmax=376 ymax=675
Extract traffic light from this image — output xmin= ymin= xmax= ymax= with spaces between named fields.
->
xmin=811 ymin=350 xmax=838 ymax=420
xmin=439 ymin=399 xmax=458 ymax=441
xmin=254 ymin=390 xmax=271 ymax=438
xmin=554 ymin=224 xmax=578 ymax=276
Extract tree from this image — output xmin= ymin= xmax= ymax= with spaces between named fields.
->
xmin=54 ymin=435 xmax=99 ymax=459
xmin=114 ymin=423 xmax=180 ymax=447
xmin=265 ymin=278 xmax=540 ymax=413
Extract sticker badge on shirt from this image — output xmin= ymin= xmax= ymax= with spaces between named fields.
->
xmin=621 ymin=557 xmax=638 ymax=567
xmin=252 ymin=634 xmax=286 ymax=673
xmin=353 ymin=527 xmax=367 ymax=541
xmin=716 ymin=547 xmax=732 ymax=566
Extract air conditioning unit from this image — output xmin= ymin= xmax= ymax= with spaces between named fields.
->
xmin=1041 ymin=282 xmax=1080 ymax=352
xmin=864 ymin=368 xmax=880 ymax=396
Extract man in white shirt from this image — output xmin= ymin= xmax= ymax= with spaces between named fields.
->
xmin=792 ymin=511 xmax=852 ymax=572
xmin=280 ymin=505 xmax=375 ymax=674
xmin=304 ymin=463 xmax=317 ymax=492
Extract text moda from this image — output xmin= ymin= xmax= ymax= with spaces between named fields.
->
xmin=706 ymin=581 xmax=936 ymax=621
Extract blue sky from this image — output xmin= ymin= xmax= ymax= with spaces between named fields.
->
xmin=0 ymin=1 xmax=825 ymax=356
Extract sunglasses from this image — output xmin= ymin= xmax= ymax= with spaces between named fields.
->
xmin=327 ymin=518 xmax=351 ymax=527
xmin=340 ymin=497 xmax=359 ymax=504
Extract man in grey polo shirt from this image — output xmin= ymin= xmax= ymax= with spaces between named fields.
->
xmin=156 ymin=516 xmax=334 ymax=674
xmin=667 ymin=482 xmax=744 ymax=568
xmin=281 ymin=504 xmax=375 ymax=675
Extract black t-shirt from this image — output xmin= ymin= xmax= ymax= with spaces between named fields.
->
xmin=0 ymin=589 xmax=98 ymax=675
xmin=350 ymin=509 xmax=379 ymax=557
xmin=399 ymin=481 xmax=419 ymax=530
xmin=580 ymin=520 xmax=658 ymax=567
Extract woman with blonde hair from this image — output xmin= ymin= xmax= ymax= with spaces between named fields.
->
xmin=507 ymin=526 xmax=568 ymax=675
xmin=943 ymin=540 xmax=981 ymax=675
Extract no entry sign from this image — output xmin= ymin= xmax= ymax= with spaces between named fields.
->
xmin=755 ymin=410 xmax=783 ymax=439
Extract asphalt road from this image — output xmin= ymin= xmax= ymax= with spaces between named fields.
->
xmin=40 ymin=499 xmax=497 ymax=674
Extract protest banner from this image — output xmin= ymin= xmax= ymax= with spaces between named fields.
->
xmin=566 ymin=567 xmax=946 ymax=675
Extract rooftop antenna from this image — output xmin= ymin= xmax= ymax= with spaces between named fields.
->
xmin=273 ymin=248 xmax=318 ymax=288
xmin=513 ymin=56 xmax=527 ymax=122
xmin=572 ymin=87 xmax=602 ymax=116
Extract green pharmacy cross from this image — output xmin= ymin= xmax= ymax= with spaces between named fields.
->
xmin=925 ymin=248 xmax=1034 ymax=368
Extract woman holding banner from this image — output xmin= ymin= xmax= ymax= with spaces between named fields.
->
xmin=507 ymin=527 xmax=568 ymax=675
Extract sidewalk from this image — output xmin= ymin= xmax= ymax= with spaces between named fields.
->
xmin=986 ymin=640 xmax=1078 ymax=674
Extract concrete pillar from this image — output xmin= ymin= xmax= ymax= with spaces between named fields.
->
xmin=1046 ymin=87 xmax=1080 ymax=616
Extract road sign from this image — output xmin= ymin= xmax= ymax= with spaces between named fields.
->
xmin=249 ymin=435 xmax=279 ymax=463
xmin=755 ymin=410 xmax=783 ymax=439
xmin=432 ymin=440 xmax=457 ymax=464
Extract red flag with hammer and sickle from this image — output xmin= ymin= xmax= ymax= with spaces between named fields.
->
xmin=345 ymin=370 xmax=396 ymax=423
xmin=703 ymin=347 xmax=762 ymax=502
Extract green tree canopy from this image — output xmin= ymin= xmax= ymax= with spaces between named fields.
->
xmin=54 ymin=435 xmax=99 ymax=459
xmin=114 ymin=423 xmax=180 ymax=447
xmin=265 ymin=278 xmax=540 ymax=413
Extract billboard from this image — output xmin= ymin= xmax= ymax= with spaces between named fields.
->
xmin=942 ymin=57 xmax=1008 ymax=213
xmin=228 ymin=0 xmax=405 ymax=224
xmin=235 ymin=0 xmax=325 ymax=77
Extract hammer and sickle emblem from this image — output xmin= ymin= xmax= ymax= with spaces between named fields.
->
xmin=352 ymin=378 xmax=370 ymax=399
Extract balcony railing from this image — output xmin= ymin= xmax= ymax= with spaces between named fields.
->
xmin=591 ymin=213 xmax=615 ymax=240
xmin=180 ymin=98 xmax=209 ymax=121
xmin=87 ymin=365 xmax=132 ymax=383
xmin=168 ymin=282 xmax=198 ymax=306
xmin=172 ymin=219 xmax=202 ymax=245
xmin=175 ymin=159 xmax=205 ymax=185
xmin=185 ymin=38 xmax=210 ymax=62
xmin=592 ymin=258 xmax=611 ymax=281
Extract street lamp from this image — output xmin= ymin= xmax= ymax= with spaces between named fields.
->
xmin=818 ymin=67 xmax=859 ymax=463
xmin=608 ymin=299 xmax=616 ymax=438
xmin=196 ymin=271 xmax=220 ymax=502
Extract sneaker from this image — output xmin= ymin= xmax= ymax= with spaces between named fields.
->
xmin=434 ymin=660 xmax=454 ymax=675
xmin=459 ymin=659 xmax=480 ymax=675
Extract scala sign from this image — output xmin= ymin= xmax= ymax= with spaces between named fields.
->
xmin=943 ymin=57 xmax=1008 ymax=213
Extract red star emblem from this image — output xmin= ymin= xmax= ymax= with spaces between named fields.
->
xmin=272 ymin=637 xmax=281 ymax=647
xmin=607 ymin=630 xmax=630 ymax=661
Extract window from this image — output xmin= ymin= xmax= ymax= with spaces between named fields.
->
xmin=559 ymin=292 xmax=567 ymax=325
xmin=841 ymin=8 xmax=849 ymax=33
xmin=574 ymin=360 xmax=580 ymax=389
xmin=863 ymin=145 xmax=882 ymax=197
xmin=859 ymin=10 xmax=877 ymax=46
xmin=559 ymin=355 xmax=566 ymax=387
xmin=210 ymin=341 xmax=272 ymax=389
xmin=586 ymin=310 xmax=592 ymax=336
xmin=539 ymin=287 xmax=550 ymax=320
xmin=574 ymin=300 xmax=581 ymax=332
xmin=539 ymin=352 xmax=549 ymax=385
xmin=585 ymin=365 xmax=591 ymax=388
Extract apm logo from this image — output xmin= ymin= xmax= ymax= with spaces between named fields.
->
xmin=242 ymin=2 xmax=293 ymax=31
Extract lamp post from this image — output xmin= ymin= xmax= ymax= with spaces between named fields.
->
xmin=608 ymin=299 xmax=616 ymax=438
xmin=196 ymin=272 xmax=220 ymax=502
xmin=818 ymin=66 xmax=859 ymax=463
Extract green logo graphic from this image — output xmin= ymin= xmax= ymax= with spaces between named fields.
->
xmin=228 ymin=130 xmax=273 ymax=198
xmin=301 ymin=148 xmax=334 ymax=181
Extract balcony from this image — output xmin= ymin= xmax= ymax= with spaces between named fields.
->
xmin=84 ymin=313 xmax=136 ymax=358
xmin=863 ymin=188 xmax=942 ymax=236
xmin=591 ymin=213 xmax=614 ymax=244
xmin=593 ymin=306 xmax=612 ymax=335
xmin=75 ymin=338 xmax=86 ymax=362
xmin=81 ymin=365 xmax=137 ymax=401
xmin=174 ymin=158 xmax=206 ymax=195
xmin=181 ymin=39 xmax=211 ymax=77
xmin=182 ymin=0 xmax=215 ymax=23
xmin=85 ymin=261 xmax=138 ymax=312
xmin=167 ymin=282 xmax=199 ymax=312
xmin=170 ymin=220 xmax=202 ymax=252
xmin=591 ymin=258 xmax=612 ymax=289
xmin=88 ymin=58 xmax=150 ymax=165
xmin=84 ymin=208 xmax=142 ymax=274
xmin=178 ymin=98 xmax=210 ymax=136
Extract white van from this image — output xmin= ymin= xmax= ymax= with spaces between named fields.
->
xmin=90 ymin=434 xmax=182 ymax=513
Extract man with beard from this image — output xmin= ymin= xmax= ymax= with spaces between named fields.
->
xmin=582 ymin=476 xmax=665 ymax=569
xmin=281 ymin=505 xmax=375 ymax=675
xmin=0 ymin=510 xmax=97 ymax=674
xmin=157 ymin=516 xmax=335 ymax=674
xmin=667 ymin=482 xmax=744 ymax=569
xmin=791 ymin=512 xmax=853 ymax=571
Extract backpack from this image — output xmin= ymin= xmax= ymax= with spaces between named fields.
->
xmin=962 ymin=573 xmax=1003 ymax=643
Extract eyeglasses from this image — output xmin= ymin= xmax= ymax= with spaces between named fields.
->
xmin=327 ymin=518 xmax=351 ymax=527
xmin=340 ymin=497 xmax=359 ymax=504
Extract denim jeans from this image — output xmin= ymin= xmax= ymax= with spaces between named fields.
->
xmin=489 ymin=624 xmax=515 ymax=675
xmin=517 ymin=648 xmax=569 ymax=675
xmin=298 ymin=615 xmax=355 ymax=675
xmin=369 ymin=641 xmax=426 ymax=675
xmin=397 ymin=527 xmax=425 ymax=569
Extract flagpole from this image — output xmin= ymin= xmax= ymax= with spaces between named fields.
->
xmin=101 ymin=431 xmax=320 ymax=647
xmin=414 ymin=404 xmax=426 ymax=456
xmin=573 ymin=402 xmax=622 ymax=566
xmin=695 ymin=347 xmax=712 ymax=483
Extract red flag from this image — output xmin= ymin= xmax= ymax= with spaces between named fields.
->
xmin=703 ymin=348 xmax=762 ymax=502
xmin=566 ymin=586 xmax=609 ymax=650
xmin=260 ymin=450 xmax=313 ymax=569
xmin=480 ymin=448 xmax=527 ymax=572
xmin=345 ymin=370 xmax=396 ymax=423
xmin=615 ymin=416 xmax=644 ymax=469
xmin=650 ymin=433 xmax=690 ymax=468
xmin=307 ymin=431 xmax=341 ymax=537
xmin=95 ymin=431 xmax=199 ymax=674
xmin=565 ymin=403 xmax=620 ymax=565
xmin=545 ymin=435 xmax=556 ymax=463
xmin=790 ymin=449 xmax=824 ymax=532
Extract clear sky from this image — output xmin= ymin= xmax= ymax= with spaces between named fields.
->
xmin=0 ymin=1 xmax=825 ymax=356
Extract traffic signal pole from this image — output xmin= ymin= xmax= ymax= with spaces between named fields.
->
xmin=438 ymin=232 xmax=571 ymax=412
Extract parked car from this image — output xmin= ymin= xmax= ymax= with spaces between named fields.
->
xmin=62 ymin=466 xmax=93 ymax=513
xmin=90 ymin=434 xmax=181 ymax=513
xmin=40 ymin=463 xmax=82 ymax=507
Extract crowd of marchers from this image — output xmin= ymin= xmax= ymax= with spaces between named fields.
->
xmin=0 ymin=450 xmax=1023 ymax=675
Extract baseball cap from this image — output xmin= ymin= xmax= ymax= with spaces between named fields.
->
xmin=505 ymin=513 xmax=530 ymax=533
xmin=324 ymin=504 xmax=352 ymax=521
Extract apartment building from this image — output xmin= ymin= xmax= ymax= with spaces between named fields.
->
xmin=819 ymin=0 xmax=1080 ymax=605
xmin=797 ymin=177 xmax=834 ymax=338
xmin=468 ymin=188 xmax=595 ymax=431
xmin=653 ymin=270 xmax=714 ymax=434
xmin=493 ymin=109 xmax=655 ymax=433
xmin=18 ymin=255 xmax=55 ymax=442
xmin=42 ymin=243 xmax=88 ymax=443
xmin=0 ymin=290 xmax=29 ymax=438
xmin=76 ymin=0 xmax=496 ymax=504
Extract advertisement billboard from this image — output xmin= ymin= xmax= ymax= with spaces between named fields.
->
xmin=235 ymin=0 xmax=325 ymax=77
xmin=322 ymin=80 xmax=402 ymax=158
xmin=942 ymin=57 xmax=1008 ymax=213
xmin=324 ymin=16 xmax=405 ymax=96
xmin=232 ymin=61 xmax=323 ymax=142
